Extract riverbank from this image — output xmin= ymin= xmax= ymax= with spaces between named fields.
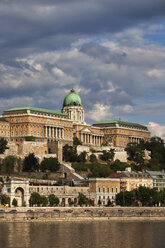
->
xmin=1 ymin=216 xmax=165 ymax=223
xmin=1 ymin=207 xmax=165 ymax=222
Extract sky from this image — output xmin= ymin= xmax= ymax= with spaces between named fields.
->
xmin=0 ymin=0 xmax=165 ymax=140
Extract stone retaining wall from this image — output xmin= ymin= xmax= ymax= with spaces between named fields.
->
xmin=1 ymin=207 xmax=165 ymax=222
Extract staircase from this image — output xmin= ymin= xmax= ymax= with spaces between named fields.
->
xmin=62 ymin=163 xmax=84 ymax=180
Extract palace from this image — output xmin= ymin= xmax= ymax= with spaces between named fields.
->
xmin=0 ymin=88 xmax=150 ymax=154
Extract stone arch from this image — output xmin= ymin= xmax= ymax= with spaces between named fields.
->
xmin=62 ymin=198 xmax=65 ymax=207
xmin=74 ymin=198 xmax=77 ymax=206
xmin=68 ymin=198 xmax=72 ymax=206
xmin=15 ymin=187 xmax=24 ymax=207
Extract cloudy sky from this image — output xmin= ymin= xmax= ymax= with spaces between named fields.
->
xmin=0 ymin=0 xmax=165 ymax=139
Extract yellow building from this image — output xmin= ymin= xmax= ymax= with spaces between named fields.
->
xmin=0 ymin=88 xmax=151 ymax=150
xmin=89 ymin=178 xmax=120 ymax=205
xmin=2 ymin=107 xmax=73 ymax=145
xmin=93 ymin=120 xmax=150 ymax=147
xmin=109 ymin=168 xmax=152 ymax=192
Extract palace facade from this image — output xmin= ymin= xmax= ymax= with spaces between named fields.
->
xmin=0 ymin=88 xmax=150 ymax=149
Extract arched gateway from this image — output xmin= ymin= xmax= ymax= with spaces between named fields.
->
xmin=2 ymin=178 xmax=30 ymax=207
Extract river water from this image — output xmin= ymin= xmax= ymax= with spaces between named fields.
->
xmin=0 ymin=221 xmax=165 ymax=248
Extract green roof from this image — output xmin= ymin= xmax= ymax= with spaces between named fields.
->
xmin=63 ymin=88 xmax=82 ymax=107
xmin=93 ymin=120 xmax=148 ymax=130
xmin=4 ymin=107 xmax=68 ymax=117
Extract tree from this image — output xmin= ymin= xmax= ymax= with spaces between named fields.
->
xmin=90 ymin=154 xmax=97 ymax=163
xmin=0 ymin=194 xmax=10 ymax=206
xmin=101 ymin=149 xmax=115 ymax=162
xmin=29 ymin=192 xmax=41 ymax=206
xmin=110 ymin=159 xmax=131 ymax=172
xmin=23 ymin=153 xmax=39 ymax=172
xmin=134 ymin=186 xmax=153 ymax=206
xmin=73 ymin=137 xmax=82 ymax=147
xmin=1 ymin=156 xmax=17 ymax=175
xmin=12 ymin=198 xmax=17 ymax=207
xmin=98 ymin=199 xmax=101 ymax=206
xmin=77 ymin=151 xmax=87 ymax=163
xmin=107 ymin=199 xmax=113 ymax=206
xmin=88 ymin=199 xmax=94 ymax=206
xmin=125 ymin=142 xmax=145 ymax=168
xmin=0 ymin=138 xmax=8 ymax=154
xmin=69 ymin=200 xmax=74 ymax=206
xmin=0 ymin=177 xmax=4 ymax=183
xmin=40 ymin=196 xmax=48 ymax=206
xmin=78 ymin=193 xmax=87 ymax=206
xmin=40 ymin=157 xmax=60 ymax=172
xmin=116 ymin=191 xmax=134 ymax=206
xmin=63 ymin=144 xmax=78 ymax=162
xmin=48 ymin=194 xmax=59 ymax=206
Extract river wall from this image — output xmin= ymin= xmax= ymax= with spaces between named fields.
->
xmin=1 ymin=207 xmax=165 ymax=222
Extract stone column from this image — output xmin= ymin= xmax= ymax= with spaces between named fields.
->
xmin=52 ymin=127 xmax=54 ymax=138
xmin=56 ymin=127 xmax=58 ymax=138
xmin=98 ymin=136 xmax=100 ymax=146
xmin=84 ymin=134 xmax=86 ymax=144
xmin=45 ymin=126 xmax=48 ymax=138
xmin=47 ymin=126 xmax=49 ymax=138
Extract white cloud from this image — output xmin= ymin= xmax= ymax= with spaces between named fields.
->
xmin=148 ymin=122 xmax=165 ymax=141
xmin=52 ymin=67 xmax=65 ymax=77
xmin=86 ymin=103 xmax=112 ymax=122
xmin=147 ymin=69 xmax=165 ymax=79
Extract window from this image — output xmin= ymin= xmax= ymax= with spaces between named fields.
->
xmin=103 ymin=187 xmax=105 ymax=193
xmin=112 ymin=187 xmax=114 ymax=193
xmin=99 ymin=187 xmax=101 ymax=193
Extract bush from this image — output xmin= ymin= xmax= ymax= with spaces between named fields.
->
xmin=0 ymin=194 xmax=10 ymax=206
xmin=40 ymin=196 xmax=48 ymax=206
xmin=29 ymin=192 xmax=41 ymax=206
xmin=63 ymin=144 xmax=78 ymax=162
xmin=12 ymin=198 xmax=17 ymax=207
xmin=25 ymin=136 xmax=36 ymax=141
xmin=90 ymin=154 xmax=97 ymax=163
xmin=23 ymin=153 xmax=39 ymax=172
xmin=40 ymin=157 xmax=60 ymax=172
xmin=100 ymin=149 xmax=115 ymax=162
xmin=73 ymin=137 xmax=82 ymax=146
xmin=77 ymin=151 xmax=87 ymax=163
xmin=48 ymin=194 xmax=59 ymax=206
xmin=0 ymin=138 xmax=8 ymax=154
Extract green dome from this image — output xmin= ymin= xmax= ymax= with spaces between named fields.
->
xmin=63 ymin=89 xmax=82 ymax=107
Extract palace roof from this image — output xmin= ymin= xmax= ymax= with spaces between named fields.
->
xmin=93 ymin=120 xmax=148 ymax=130
xmin=3 ymin=107 xmax=68 ymax=117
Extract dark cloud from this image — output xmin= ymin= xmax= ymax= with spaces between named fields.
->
xmin=0 ymin=0 xmax=165 ymax=126
xmin=0 ymin=0 xmax=165 ymax=61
